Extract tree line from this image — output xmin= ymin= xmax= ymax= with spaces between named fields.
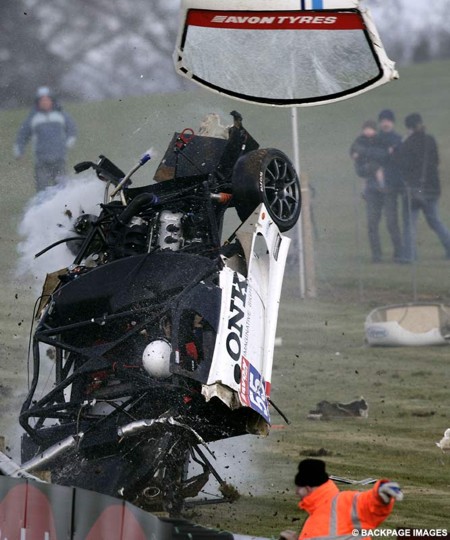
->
xmin=2 ymin=0 xmax=450 ymax=109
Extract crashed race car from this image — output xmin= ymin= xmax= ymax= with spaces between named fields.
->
xmin=19 ymin=112 xmax=301 ymax=514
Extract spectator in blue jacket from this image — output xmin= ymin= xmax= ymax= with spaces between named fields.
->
xmin=14 ymin=86 xmax=77 ymax=191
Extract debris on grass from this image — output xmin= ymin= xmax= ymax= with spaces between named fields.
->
xmin=411 ymin=410 xmax=436 ymax=417
xmin=307 ymin=398 xmax=369 ymax=420
xmin=299 ymin=447 xmax=333 ymax=457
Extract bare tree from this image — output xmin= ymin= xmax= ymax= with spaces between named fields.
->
xmin=3 ymin=0 xmax=450 ymax=108
xmin=0 ymin=0 xmax=65 ymax=108
xmin=25 ymin=0 xmax=185 ymax=101
xmin=368 ymin=0 xmax=450 ymax=64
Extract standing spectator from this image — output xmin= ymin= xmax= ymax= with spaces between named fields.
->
xmin=377 ymin=109 xmax=404 ymax=262
xmin=279 ymin=459 xmax=403 ymax=540
xmin=14 ymin=86 xmax=77 ymax=191
xmin=350 ymin=120 xmax=386 ymax=263
xmin=395 ymin=113 xmax=450 ymax=261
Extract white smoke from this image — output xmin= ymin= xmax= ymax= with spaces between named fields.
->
xmin=16 ymin=176 xmax=105 ymax=288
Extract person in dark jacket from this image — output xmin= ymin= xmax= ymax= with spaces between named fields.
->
xmin=14 ymin=86 xmax=77 ymax=191
xmin=350 ymin=120 xmax=386 ymax=263
xmin=377 ymin=109 xmax=404 ymax=262
xmin=395 ymin=113 xmax=450 ymax=261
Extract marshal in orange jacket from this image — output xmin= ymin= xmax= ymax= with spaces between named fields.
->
xmin=298 ymin=479 xmax=395 ymax=539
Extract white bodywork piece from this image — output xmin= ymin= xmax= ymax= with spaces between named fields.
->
xmin=365 ymin=303 xmax=450 ymax=347
xmin=202 ymin=204 xmax=290 ymax=423
xmin=174 ymin=0 xmax=398 ymax=106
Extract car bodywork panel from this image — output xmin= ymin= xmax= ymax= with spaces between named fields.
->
xmin=174 ymin=0 xmax=398 ymax=106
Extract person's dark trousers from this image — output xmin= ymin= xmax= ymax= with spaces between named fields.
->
xmin=365 ymin=189 xmax=384 ymax=262
xmin=384 ymin=188 xmax=404 ymax=260
xmin=403 ymin=194 xmax=450 ymax=261
xmin=35 ymin=160 xmax=66 ymax=191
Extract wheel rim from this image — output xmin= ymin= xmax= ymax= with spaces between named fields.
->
xmin=263 ymin=157 xmax=300 ymax=224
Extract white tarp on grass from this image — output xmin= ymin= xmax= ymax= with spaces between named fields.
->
xmin=365 ymin=303 xmax=450 ymax=347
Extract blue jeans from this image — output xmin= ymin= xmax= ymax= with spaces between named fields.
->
xmin=364 ymin=189 xmax=384 ymax=262
xmin=384 ymin=189 xmax=404 ymax=260
xmin=403 ymin=194 xmax=450 ymax=260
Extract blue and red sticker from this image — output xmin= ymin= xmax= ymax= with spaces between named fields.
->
xmin=239 ymin=357 xmax=270 ymax=423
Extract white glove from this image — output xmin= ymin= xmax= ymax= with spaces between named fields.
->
xmin=378 ymin=481 xmax=404 ymax=504
xmin=66 ymin=136 xmax=76 ymax=149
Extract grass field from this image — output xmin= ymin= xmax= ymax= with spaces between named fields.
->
xmin=1 ymin=59 xmax=449 ymax=536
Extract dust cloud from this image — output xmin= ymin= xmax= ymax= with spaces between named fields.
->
xmin=189 ymin=435 xmax=271 ymax=501
xmin=16 ymin=176 xmax=104 ymax=288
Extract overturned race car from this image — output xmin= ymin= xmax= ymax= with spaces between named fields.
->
xmin=19 ymin=112 xmax=301 ymax=514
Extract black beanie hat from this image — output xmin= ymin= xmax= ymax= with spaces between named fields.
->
xmin=405 ymin=113 xmax=423 ymax=130
xmin=295 ymin=459 xmax=329 ymax=487
xmin=378 ymin=109 xmax=395 ymax=122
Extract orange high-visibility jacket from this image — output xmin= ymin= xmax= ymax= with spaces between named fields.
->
xmin=298 ymin=479 xmax=395 ymax=540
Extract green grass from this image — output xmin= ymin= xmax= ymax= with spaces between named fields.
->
xmin=194 ymin=296 xmax=450 ymax=535
xmin=1 ymin=60 xmax=450 ymax=536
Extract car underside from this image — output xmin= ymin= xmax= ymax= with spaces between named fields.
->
xmin=20 ymin=112 xmax=301 ymax=514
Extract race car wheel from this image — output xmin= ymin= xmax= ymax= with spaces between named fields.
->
xmin=232 ymin=148 xmax=301 ymax=232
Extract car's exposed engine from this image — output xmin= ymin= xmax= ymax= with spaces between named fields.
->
xmin=19 ymin=112 xmax=301 ymax=515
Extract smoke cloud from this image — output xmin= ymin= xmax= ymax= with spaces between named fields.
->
xmin=16 ymin=176 xmax=105 ymax=288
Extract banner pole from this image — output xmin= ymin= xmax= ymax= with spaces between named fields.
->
xmin=291 ymin=107 xmax=306 ymax=298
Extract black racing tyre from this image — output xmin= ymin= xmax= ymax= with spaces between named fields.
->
xmin=231 ymin=148 xmax=301 ymax=232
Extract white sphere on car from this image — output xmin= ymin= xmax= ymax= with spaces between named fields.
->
xmin=142 ymin=339 xmax=172 ymax=378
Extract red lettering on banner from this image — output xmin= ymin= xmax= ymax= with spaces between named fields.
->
xmin=188 ymin=10 xmax=365 ymax=31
